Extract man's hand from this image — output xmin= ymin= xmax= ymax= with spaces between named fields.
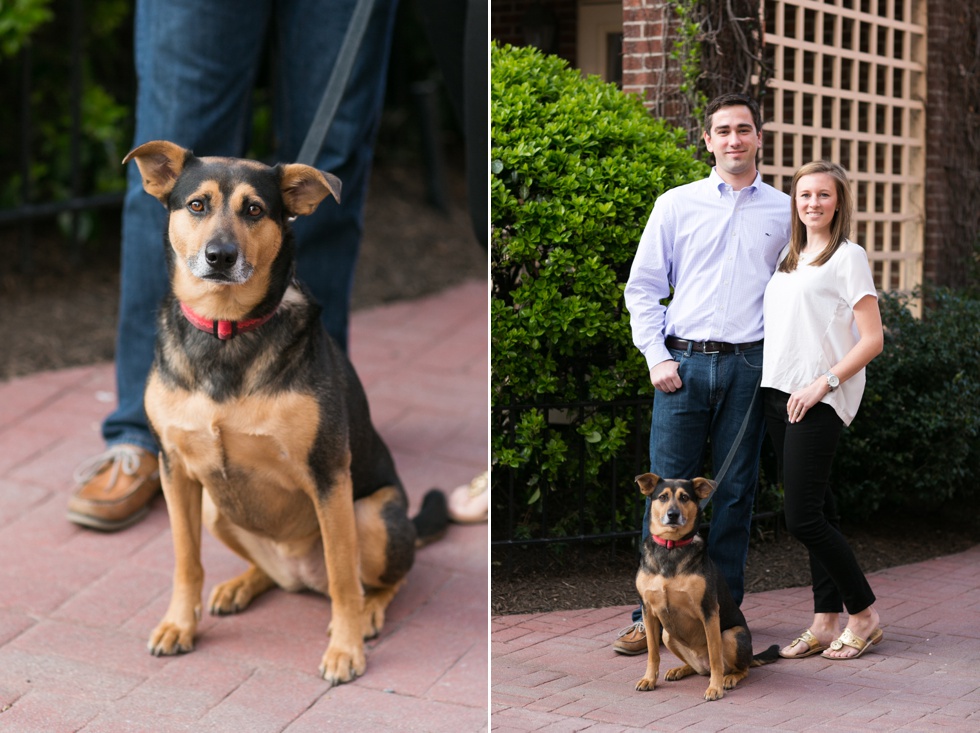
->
xmin=650 ymin=360 xmax=682 ymax=393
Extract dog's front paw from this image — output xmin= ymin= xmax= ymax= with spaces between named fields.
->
xmin=208 ymin=566 xmax=275 ymax=616
xmin=318 ymin=639 xmax=366 ymax=688
xmin=148 ymin=620 xmax=196 ymax=656
xmin=635 ymin=676 xmax=658 ymax=692
xmin=360 ymin=606 xmax=384 ymax=640
xmin=703 ymin=685 xmax=725 ymax=701
xmin=209 ymin=578 xmax=254 ymax=615
xmin=664 ymin=664 xmax=695 ymax=681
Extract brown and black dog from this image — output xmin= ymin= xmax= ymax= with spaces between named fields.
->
xmin=633 ymin=473 xmax=777 ymax=701
xmin=125 ymin=141 xmax=448 ymax=687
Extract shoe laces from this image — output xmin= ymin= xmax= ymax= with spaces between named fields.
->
xmin=73 ymin=445 xmax=146 ymax=491
xmin=617 ymin=621 xmax=644 ymax=639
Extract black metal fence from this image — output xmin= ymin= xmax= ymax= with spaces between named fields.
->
xmin=1 ymin=0 xmax=128 ymax=274
xmin=491 ymin=396 xmax=653 ymax=555
xmin=491 ymin=394 xmax=784 ymax=563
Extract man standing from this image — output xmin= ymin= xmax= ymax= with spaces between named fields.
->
xmin=614 ymin=93 xmax=792 ymax=655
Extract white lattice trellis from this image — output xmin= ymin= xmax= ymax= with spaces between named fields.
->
xmin=761 ymin=0 xmax=926 ymax=295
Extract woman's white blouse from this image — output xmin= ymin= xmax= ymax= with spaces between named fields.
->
xmin=761 ymin=240 xmax=878 ymax=426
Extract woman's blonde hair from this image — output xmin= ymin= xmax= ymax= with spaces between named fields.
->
xmin=779 ymin=160 xmax=854 ymax=273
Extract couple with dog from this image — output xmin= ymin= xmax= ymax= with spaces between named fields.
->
xmin=619 ymin=93 xmax=884 ymax=693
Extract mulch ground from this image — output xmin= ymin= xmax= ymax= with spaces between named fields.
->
xmin=492 ymin=511 xmax=980 ymax=616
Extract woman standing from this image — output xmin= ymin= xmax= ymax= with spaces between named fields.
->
xmin=762 ymin=161 xmax=884 ymax=660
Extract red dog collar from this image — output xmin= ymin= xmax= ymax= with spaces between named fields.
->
xmin=651 ymin=535 xmax=695 ymax=550
xmin=179 ymin=301 xmax=278 ymax=340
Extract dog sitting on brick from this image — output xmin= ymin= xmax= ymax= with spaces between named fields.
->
xmin=633 ymin=473 xmax=777 ymax=701
xmin=124 ymin=140 xmax=447 ymax=687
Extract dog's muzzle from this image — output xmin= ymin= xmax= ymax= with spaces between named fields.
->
xmin=662 ymin=509 xmax=685 ymax=526
xmin=188 ymin=241 xmax=253 ymax=284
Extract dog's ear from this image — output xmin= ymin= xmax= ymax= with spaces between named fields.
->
xmin=635 ymin=473 xmax=662 ymax=497
xmin=279 ymin=164 xmax=342 ymax=217
xmin=122 ymin=141 xmax=192 ymax=205
xmin=690 ymin=477 xmax=718 ymax=502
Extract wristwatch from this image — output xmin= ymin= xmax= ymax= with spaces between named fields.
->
xmin=824 ymin=371 xmax=840 ymax=391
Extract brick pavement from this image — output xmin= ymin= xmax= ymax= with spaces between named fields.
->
xmin=492 ymin=545 xmax=980 ymax=732
xmin=0 ymin=280 xmax=489 ymax=733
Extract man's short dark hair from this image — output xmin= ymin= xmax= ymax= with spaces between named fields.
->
xmin=703 ymin=93 xmax=763 ymax=134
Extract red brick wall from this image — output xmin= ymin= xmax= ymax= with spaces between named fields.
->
xmin=622 ymin=1 xmax=673 ymax=111
xmin=491 ymin=0 xmax=579 ymax=67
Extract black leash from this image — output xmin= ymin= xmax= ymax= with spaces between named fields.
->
xmin=296 ymin=0 xmax=376 ymax=166
xmin=700 ymin=376 xmax=762 ymax=508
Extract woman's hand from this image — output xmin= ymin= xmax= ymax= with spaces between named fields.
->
xmin=786 ymin=379 xmax=830 ymax=423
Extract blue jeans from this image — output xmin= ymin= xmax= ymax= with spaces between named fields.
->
xmin=102 ymin=0 xmax=398 ymax=453
xmin=632 ymin=343 xmax=765 ymax=622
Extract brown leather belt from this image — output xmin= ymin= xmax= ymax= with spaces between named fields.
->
xmin=665 ymin=336 xmax=764 ymax=354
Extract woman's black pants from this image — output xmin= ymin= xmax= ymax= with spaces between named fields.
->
xmin=763 ymin=388 xmax=876 ymax=615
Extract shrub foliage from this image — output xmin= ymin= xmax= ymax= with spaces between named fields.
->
xmin=490 ymin=43 xmax=709 ymax=540
xmin=832 ymin=288 xmax=980 ymax=517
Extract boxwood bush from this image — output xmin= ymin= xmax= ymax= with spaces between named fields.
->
xmin=832 ymin=287 xmax=980 ymax=517
xmin=491 ymin=42 xmax=709 ymax=540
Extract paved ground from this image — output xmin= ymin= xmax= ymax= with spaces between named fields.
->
xmin=493 ymin=545 xmax=980 ymax=732
xmin=0 ymin=280 xmax=489 ymax=733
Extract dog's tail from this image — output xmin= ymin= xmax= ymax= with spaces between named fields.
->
xmin=412 ymin=489 xmax=449 ymax=548
xmin=750 ymin=644 xmax=781 ymax=666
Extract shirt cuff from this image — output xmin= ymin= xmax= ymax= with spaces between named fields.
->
xmin=645 ymin=344 xmax=672 ymax=370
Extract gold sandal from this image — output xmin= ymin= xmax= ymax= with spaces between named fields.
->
xmin=821 ymin=627 xmax=883 ymax=660
xmin=779 ymin=628 xmax=829 ymax=659
xmin=447 ymin=471 xmax=488 ymax=524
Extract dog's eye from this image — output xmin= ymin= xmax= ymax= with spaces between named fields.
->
xmin=247 ymin=204 xmax=263 ymax=217
xmin=657 ymin=494 xmax=669 ymax=503
xmin=188 ymin=200 xmax=205 ymax=213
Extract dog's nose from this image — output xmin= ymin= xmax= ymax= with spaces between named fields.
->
xmin=665 ymin=509 xmax=681 ymax=524
xmin=204 ymin=241 xmax=239 ymax=271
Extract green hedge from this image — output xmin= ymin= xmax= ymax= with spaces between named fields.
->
xmin=490 ymin=42 xmax=709 ymax=539
xmin=832 ymin=288 xmax=980 ymax=517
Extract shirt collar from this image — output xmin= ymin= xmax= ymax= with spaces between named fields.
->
xmin=710 ymin=167 xmax=762 ymax=197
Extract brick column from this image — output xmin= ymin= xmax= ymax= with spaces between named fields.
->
xmin=621 ymin=0 xmax=686 ymax=126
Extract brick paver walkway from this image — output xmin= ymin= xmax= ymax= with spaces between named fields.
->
xmin=492 ymin=545 xmax=980 ymax=731
xmin=0 ymin=280 xmax=488 ymax=733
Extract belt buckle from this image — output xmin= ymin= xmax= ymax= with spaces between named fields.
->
xmin=701 ymin=341 xmax=720 ymax=355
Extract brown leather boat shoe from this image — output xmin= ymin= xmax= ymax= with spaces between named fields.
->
xmin=612 ymin=621 xmax=648 ymax=655
xmin=67 ymin=444 xmax=161 ymax=531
